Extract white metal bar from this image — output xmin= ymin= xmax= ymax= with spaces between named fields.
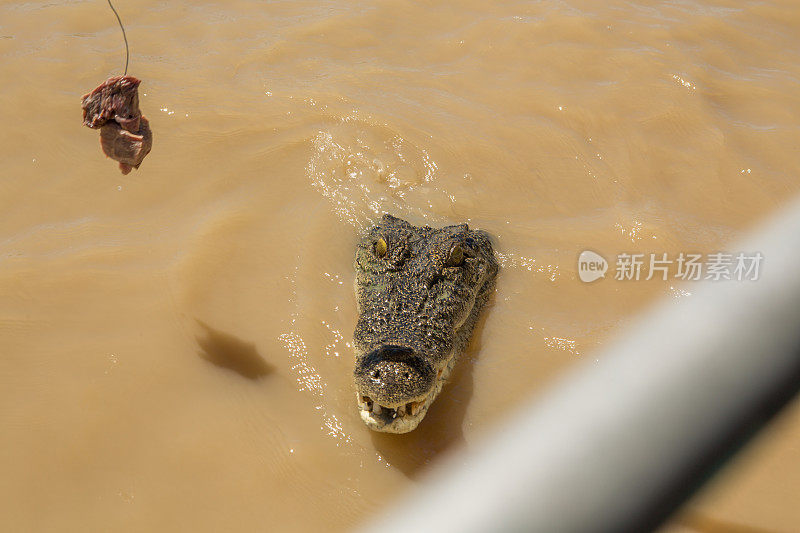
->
xmin=359 ymin=198 xmax=800 ymax=533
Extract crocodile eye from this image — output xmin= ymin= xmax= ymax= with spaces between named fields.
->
xmin=374 ymin=237 xmax=388 ymax=258
xmin=446 ymin=244 xmax=464 ymax=266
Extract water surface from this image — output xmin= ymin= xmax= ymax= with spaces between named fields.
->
xmin=1 ymin=0 xmax=799 ymax=530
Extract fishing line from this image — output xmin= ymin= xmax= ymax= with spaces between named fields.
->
xmin=106 ymin=0 xmax=129 ymax=75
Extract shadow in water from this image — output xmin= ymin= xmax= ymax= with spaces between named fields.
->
xmin=195 ymin=320 xmax=273 ymax=379
xmin=369 ymin=311 xmax=491 ymax=478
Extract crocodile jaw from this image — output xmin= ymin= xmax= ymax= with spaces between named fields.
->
xmin=356 ymin=355 xmax=454 ymax=434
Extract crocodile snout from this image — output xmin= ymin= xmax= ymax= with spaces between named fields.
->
xmin=353 ymin=345 xmax=435 ymax=407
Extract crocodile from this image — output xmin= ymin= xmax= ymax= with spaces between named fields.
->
xmin=353 ymin=214 xmax=498 ymax=433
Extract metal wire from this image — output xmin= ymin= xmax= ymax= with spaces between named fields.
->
xmin=106 ymin=0 xmax=129 ymax=75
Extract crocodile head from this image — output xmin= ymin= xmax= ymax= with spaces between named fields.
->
xmin=353 ymin=214 xmax=498 ymax=433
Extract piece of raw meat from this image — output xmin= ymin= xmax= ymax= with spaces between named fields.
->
xmin=81 ymin=75 xmax=152 ymax=174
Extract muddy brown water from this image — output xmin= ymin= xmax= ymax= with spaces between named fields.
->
xmin=1 ymin=0 xmax=800 ymax=531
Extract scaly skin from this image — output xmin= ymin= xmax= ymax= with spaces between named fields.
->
xmin=353 ymin=214 xmax=498 ymax=433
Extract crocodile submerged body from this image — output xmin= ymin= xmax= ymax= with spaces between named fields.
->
xmin=353 ymin=214 xmax=498 ymax=433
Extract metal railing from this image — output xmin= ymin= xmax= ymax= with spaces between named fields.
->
xmin=359 ymin=197 xmax=800 ymax=533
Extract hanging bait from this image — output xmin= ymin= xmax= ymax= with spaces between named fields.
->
xmin=81 ymin=1 xmax=152 ymax=175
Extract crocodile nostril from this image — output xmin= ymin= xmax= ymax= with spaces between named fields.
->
xmin=354 ymin=345 xmax=436 ymax=404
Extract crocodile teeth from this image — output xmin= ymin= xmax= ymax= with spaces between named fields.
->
xmin=358 ymin=396 xmax=424 ymax=419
